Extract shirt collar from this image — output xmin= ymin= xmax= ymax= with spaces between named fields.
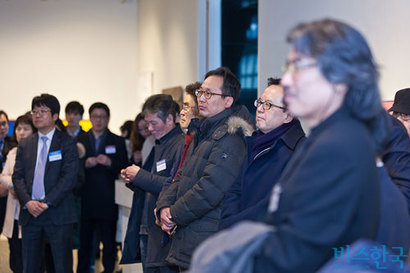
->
xmin=38 ymin=128 xmax=56 ymax=141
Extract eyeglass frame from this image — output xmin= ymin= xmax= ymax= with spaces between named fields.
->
xmin=181 ymin=102 xmax=197 ymax=112
xmin=282 ymin=58 xmax=317 ymax=75
xmin=254 ymin=99 xmax=286 ymax=111
xmin=31 ymin=109 xmax=52 ymax=116
xmin=195 ymin=88 xmax=228 ymax=100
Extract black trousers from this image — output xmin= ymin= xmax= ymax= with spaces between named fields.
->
xmin=8 ymin=220 xmax=23 ymax=273
xmin=77 ymin=219 xmax=117 ymax=273
xmin=21 ymin=221 xmax=73 ymax=273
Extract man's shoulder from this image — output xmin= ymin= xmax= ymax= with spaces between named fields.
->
xmin=106 ymin=130 xmax=125 ymax=144
xmin=212 ymin=115 xmax=254 ymax=141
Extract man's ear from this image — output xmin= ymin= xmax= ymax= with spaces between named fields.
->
xmin=52 ymin=113 xmax=59 ymax=122
xmin=166 ymin=114 xmax=174 ymax=125
xmin=283 ymin=112 xmax=293 ymax=124
xmin=224 ymin=96 xmax=234 ymax=108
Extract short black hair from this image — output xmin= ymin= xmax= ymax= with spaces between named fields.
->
xmin=89 ymin=102 xmax=110 ymax=118
xmin=204 ymin=67 xmax=241 ymax=104
xmin=32 ymin=93 xmax=60 ymax=116
xmin=0 ymin=110 xmax=9 ymax=122
xmin=65 ymin=101 xmax=84 ymax=116
xmin=142 ymin=94 xmax=178 ymax=123
xmin=267 ymin=78 xmax=281 ymax=87
xmin=13 ymin=113 xmax=37 ymax=142
xmin=185 ymin=81 xmax=201 ymax=115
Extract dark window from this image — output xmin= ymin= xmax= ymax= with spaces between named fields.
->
xmin=222 ymin=0 xmax=257 ymax=113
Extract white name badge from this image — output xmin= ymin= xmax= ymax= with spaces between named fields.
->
xmin=268 ymin=184 xmax=282 ymax=213
xmin=49 ymin=150 xmax=62 ymax=162
xmin=156 ymin=159 xmax=167 ymax=172
xmin=105 ymin=145 xmax=116 ymax=154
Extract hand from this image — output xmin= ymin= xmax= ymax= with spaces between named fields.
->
xmin=26 ymin=200 xmax=48 ymax=218
xmin=160 ymin=207 xmax=176 ymax=234
xmin=85 ymin=157 xmax=98 ymax=168
xmin=96 ymin=154 xmax=112 ymax=166
xmin=121 ymin=164 xmax=140 ymax=183
xmin=154 ymin=208 xmax=161 ymax=226
xmin=0 ymin=184 xmax=8 ymax=197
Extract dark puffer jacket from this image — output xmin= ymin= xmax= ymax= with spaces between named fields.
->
xmin=156 ymin=105 xmax=254 ymax=268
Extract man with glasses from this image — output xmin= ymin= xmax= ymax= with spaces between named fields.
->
xmin=77 ymin=102 xmax=128 ymax=273
xmin=156 ymin=67 xmax=254 ymax=271
xmin=389 ymin=88 xmax=410 ymax=137
xmin=219 ymin=78 xmax=305 ymax=230
xmin=12 ymin=94 xmax=78 ymax=273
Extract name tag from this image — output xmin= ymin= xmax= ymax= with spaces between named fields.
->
xmin=105 ymin=145 xmax=116 ymax=154
xmin=268 ymin=184 xmax=282 ymax=213
xmin=49 ymin=150 xmax=62 ymax=162
xmin=156 ymin=159 xmax=167 ymax=172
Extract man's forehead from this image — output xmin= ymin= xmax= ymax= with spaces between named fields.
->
xmin=202 ymin=75 xmax=223 ymax=89
xmin=0 ymin=114 xmax=7 ymax=121
xmin=263 ymin=85 xmax=284 ymax=100
xmin=144 ymin=112 xmax=160 ymax=121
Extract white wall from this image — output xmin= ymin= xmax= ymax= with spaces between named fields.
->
xmin=259 ymin=0 xmax=410 ymax=100
xmin=137 ymin=0 xmax=199 ymax=95
xmin=0 ymin=0 xmax=141 ymax=133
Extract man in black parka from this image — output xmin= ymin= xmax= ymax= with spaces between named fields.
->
xmin=156 ymin=67 xmax=254 ymax=270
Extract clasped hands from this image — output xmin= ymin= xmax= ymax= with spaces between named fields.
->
xmin=85 ymin=154 xmax=112 ymax=168
xmin=26 ymin=200 xmax=49 ymax=218
xmin=159 ymin=207 xmax=176 ymax=235
xmin=120 ymin=164 xmax=141 ymax=183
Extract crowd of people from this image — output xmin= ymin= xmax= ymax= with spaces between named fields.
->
xmin=0 ymin=18 xmax=409 ymax=273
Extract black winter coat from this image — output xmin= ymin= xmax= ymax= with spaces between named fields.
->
xmin=220 ymin=119 xmax=305 ymax=230
xmin=156 ymin=106 xmax=254 ymax=268
xmin=254 ymin=107 xmax=381 ymax=273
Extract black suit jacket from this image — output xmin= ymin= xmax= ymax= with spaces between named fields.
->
xmin=78 ymin=129 xmax=128 ymax=221
xmin=12 ymin=129 xmax=79 ymax=226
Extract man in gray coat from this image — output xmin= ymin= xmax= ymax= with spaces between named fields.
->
xmin=156 ymin=67 xmax=254 ymax=270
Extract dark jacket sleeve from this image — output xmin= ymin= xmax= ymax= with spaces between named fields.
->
xmin=219 ymin=161 xmax=245 ymax=228
xmin=109 ymin=136 xmax=129 ymax=175
xmin=382 ymin=115 xmax=410 ymax=211
xmin=132 ymin=169 xmax=169 ymax=195
xmin=220 ymin=195 xmax=269 ymax=230
xmin=169 ymin=133 xmax=246 ymax=226
xmin=254 ymin=134 xmax=379 ymax=272
xmin=44 ymin=136 xmax=78 ymax=207
xmin=12 ymin=140 xmax=31 ymax=206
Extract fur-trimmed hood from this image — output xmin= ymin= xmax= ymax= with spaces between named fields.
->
xmin=227 ymin=116 xmax=254 ymax=137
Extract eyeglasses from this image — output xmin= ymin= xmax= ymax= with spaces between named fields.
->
xmin=282 ymin=59 xmax=316 ymax=74
xmin=90 ymin=115 xmax=108 ymax=120
xmin=254 ymin=99 xmax=285 ymax=111
xmin=195 ymin=88 xmax=226 ymax=100
xmin=182 ymin=103 xmax=196 ymax=112
xmin=31 ymin=109 xmax=51 ymax=116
